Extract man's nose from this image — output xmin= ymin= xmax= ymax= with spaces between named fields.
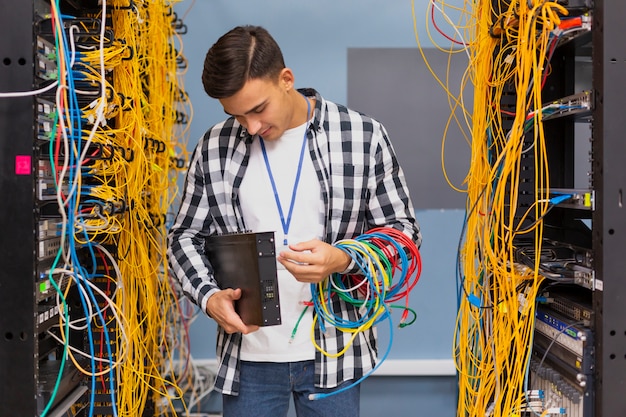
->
xmin=244 ymin=116 xmax=262 ymax=135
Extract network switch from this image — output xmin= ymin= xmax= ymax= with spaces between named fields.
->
xmin=529 ymin=355 xmax=592 ymax=417
xmin=205 ymin=231 xmax=281 ymax=327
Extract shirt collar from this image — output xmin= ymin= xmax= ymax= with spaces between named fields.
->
xmin=297 ymin=88 xmax=323 ymax=133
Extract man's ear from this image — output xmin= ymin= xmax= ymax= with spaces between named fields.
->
xmin=279 ymin=68 xmax=295 ymax=91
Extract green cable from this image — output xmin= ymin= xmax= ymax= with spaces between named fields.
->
xmin=40 ymin=250 xmax=71 ymax=417
xmin=390 ymin=305 xmax=417 ymax=328
xmin=290 ymin=304 xmax=310 ymax=342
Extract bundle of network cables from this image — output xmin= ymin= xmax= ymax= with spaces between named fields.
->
xmin=38 ymin=1 xmax=191 ymax=416
xmin=307 ymin=226 xmax=421 ymax=399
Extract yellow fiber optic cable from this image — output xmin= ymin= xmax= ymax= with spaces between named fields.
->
xmin=417 ymin=1 xmax=570 ymax=416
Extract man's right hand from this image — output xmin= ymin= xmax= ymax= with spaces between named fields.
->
xmin=206 ymin=288 xmax=259 ymax=334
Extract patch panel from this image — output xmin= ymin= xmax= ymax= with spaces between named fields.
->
xmin=542 ymin=90 xmax=593 ymax=122
xmin=35 ymin=36 xmax=57 ymax=82
xmin=36 ymin=270 xmax=71 ymax=303
xmin=37 ymin=178 xmax=69 ymax=201
xmin=545 ymin=188 xmax=594 ymax=211
xmin=36 ymin=98 xmax=56 ymax=141
xmin=542 ymin=287 xmax=593 ymax=327
xmin=38 ymin=219 xmax=62 ymax=240
xmin=38 ymin=237 xmax=62 ymax=261
xmin=37 ymin=302 xmax=60 ymax=334
xmin=529 ymin=355 xmax=592 ymax=417
xmin=37 ymin=158 xmax=54 ymax=178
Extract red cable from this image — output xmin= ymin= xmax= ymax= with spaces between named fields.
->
xmin=431 ymin=2 xmax=466 ymax=46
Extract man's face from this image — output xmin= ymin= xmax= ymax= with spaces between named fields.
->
xmin=219 ymin=70 xmax=296 ymax=141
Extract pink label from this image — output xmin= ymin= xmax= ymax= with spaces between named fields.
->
xmin=15 ymin=155 xmax=31 ymax=175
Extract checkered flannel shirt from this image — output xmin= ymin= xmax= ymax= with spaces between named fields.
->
xmin=167 ymin=88 xmax=421 ymax=395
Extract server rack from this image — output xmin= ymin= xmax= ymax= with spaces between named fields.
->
xmin=0 ymin=2 xmax=115 ymax=415
xmin=521 ymin=1 xmax=626 ymax=416
xmin=0 ymin=1 xmax=190 ymax=415
xmin=454 ymin=0 xmax=625 ymax=415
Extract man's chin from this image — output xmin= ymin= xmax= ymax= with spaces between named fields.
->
xmin=260 ymin=128 xmax=277 ymax=140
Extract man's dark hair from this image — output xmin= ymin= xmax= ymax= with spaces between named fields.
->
xmin=201 ymin=25 xmax=286 ymax=99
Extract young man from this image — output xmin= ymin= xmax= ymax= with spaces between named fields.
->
xmin=167 ymin=25 xmax=421 ymax=417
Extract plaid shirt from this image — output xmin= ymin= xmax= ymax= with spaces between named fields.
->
xmin=167 ymin=88 xmax=421 ymax=395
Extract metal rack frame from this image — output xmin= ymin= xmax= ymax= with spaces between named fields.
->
xmin=591 ymin=1 xmax=626 ymax=416
xmin=0 ymin=1 xmax=40 ymax=415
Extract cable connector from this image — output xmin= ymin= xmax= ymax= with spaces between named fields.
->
xmin=549 ymin=194 xmax=573 ymax=205
xmin=467 ymin=293 xmax=481 ymax=308
xmin=526 ymin=389 xmax=545 ymax=399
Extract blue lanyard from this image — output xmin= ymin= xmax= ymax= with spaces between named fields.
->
xmin=259 ymin=95 xmax=311 ymax=246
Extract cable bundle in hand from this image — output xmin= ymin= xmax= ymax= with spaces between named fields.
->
xmin=312 ymin=227 xmax=421 ymax=337
xmin=307 ymin=226 xmax=421 ymax=400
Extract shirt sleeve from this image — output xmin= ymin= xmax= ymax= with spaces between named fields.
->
xmin=367 ymin=121 xmax=422 ymax=248
xmin=335 ymin=118 xmax=422 ymax=276
xmin=167 ymin=141 xmax=220 ymax=313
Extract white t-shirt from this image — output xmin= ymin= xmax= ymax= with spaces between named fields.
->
xmin=238 ymin=120 xmax=323 ymax=362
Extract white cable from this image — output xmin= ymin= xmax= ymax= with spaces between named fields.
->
xmin=49 ymin=263 xmax=128 ymax=353
xmin=53 ymin=270 xmax=94 ymax=331
xmin=186 ymin=362 xmax=217 ymax=410
xmin=429 ymin=0 xmax=471 ymax=61
xmin=46 ymin=329 xmax=118 ymax=365
xmin=0 ymin=81 xmax=59 ymax=98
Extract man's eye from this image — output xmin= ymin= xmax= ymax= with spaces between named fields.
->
xmin=254 ymin=106 xmax=265 ymax=114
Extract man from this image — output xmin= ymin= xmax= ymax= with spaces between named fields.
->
xmin=167 ymin=25 xmax=421 ymax=417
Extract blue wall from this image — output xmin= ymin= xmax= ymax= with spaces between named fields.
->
xmin=174 ymin=1 xmax=464 ymax=415
xmin=175 ymin=0 xmax=460 ymax=142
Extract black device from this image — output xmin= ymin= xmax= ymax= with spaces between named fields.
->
xmin=205 ymin=231 xmax=281 ymax=327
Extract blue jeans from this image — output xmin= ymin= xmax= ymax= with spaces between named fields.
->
xmin=222 ymin=360 xmax=360 ymax=417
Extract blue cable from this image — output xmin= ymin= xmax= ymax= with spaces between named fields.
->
xmin=308 ymin=231 xmax=417 ymax=400
xmin=549 ymin=194 xmax=573 ymax=205
xmin=309 ymin=302 xmax=395 ymax=401
xmin=51 ymin=6 xmax=118 ymax=413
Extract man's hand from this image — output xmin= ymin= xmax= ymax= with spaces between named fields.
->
xmin=206 ymin=288 xmax=259 ymax=334
xmin=277 ymin=239 xmax=351 ymax=283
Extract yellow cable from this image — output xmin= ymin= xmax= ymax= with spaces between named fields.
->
xmin=421 ymin=1 xmax=569 ymax=416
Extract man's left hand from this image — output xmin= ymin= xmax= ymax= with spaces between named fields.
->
xmin=277 ymin=239 xmax=350 ymax=283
